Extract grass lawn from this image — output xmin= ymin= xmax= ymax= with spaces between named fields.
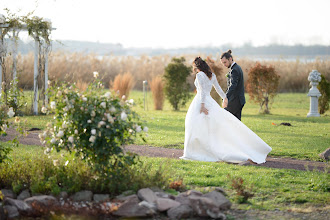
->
xmin=3 ymin=91 xmax=329 ymax=211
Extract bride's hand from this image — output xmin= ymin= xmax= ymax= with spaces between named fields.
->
xmin=222 ymin=98 xmax=228 ymax=108
xmin=200 ymin=104 xmax=208 ymax=115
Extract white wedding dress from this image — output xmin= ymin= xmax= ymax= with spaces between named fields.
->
xmin=180 ymin=72 xmax=272 ymax=164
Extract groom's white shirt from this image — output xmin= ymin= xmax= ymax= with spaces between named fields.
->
xmin=230 ymin=61 xmax=236 ymax=69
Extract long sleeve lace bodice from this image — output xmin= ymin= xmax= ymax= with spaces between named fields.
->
xmin=195 ymin=72 xmax=226 ymax=103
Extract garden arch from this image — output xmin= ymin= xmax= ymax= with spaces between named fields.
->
xmin=0 ymin=15 xmax=55 ymax=115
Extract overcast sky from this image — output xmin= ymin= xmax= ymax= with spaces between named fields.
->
xmin=1 ymin=0 xmax=330 ymax=48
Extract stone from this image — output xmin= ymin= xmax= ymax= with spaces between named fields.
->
xmin=137 ymin=188 xmax=157 ymax=204
xmin=58 ymin=191 xmax=68 ymax=200
xmin=175 ymin=193 xmax=191 ymax=205
xmin=139 ymin=200 xmax=157 ymax=212
xmin=203 ymin=190 xmax=232 ymax=210
xmin=189 ymin=195 xmax=215 ymax=217
xmin=214 ymin=187 xmax=227 ymax=196
xmin=167 ymin=204 xmax=193 ymax=219
xmin=0 ymin=204 xmax=5 ymax=219
xmin=319 ymin=148 xmax=330 ymax=160
xmin=0 ymin=189 xmax=16 ymax=199
xmin=71 ymin=190 xmax=93 ymax=202
xmin=156 ymin=197 xmax=180 ymax=212
xmin=115 ymin=194 xmax=138 ymax=203
xmin=93 ymin=194 xmax=110 ymax=202
xmin=17 ymin=189 xmax=31 ymax=200
xmin=113 ymin=196 xmax=154 ymax=218
xmin=4 ymin=198 xmax=33 ymax=216
xmin=184 ymin=189 xmax=203 ymax=196
xmin=25 ymin=195 xmax=59 ymax=208
xmin=3 ymin=205 xmax=20 ymax=219
xmin=155 ymin=191 xmax=176 ymax=200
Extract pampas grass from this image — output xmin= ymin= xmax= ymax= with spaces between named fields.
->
xmin=150 ymin=76 xmax=165 ymax=110
xmin=111 ymin=72 xmax=135 ymax=99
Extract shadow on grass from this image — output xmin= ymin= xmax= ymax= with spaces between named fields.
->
xmin=243 ymin=113 xmax=330 ymax=124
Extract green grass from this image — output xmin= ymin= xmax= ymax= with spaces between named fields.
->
xmin=129 ymin=91 xmax=330 ymax=161
xmin=9 ymin=92 xmax=330 ymax=161
xmin=2 ymin=91 xmax=330 ymax=211
xmin=141 ymin=157 xmax=329 ymax=210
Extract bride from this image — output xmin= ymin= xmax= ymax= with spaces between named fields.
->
xmin=180 ymin=57 xmax=272 ymax=164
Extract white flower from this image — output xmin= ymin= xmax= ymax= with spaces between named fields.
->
xmin=106 ymin=125 xmax=110 ymax=128
xmin=128 ymin=99 xmax=134 ymax=105
xmin=68 ymin=136 xmax=74 ymax=143
xmin=89 ymin=135 xmax=96 ymax=143
xmin=104 ymin=92 xmax=111 ymax=99
xmin=93 ymin=71 xmax=99 ymax=78
xmin=106 ymin=113 xmax=114 ymax=123
xmin=65 ymin=160 xmax=69 ymax=166
xmin=100 ymin=102 xmax=106 ymax=108
xmin=7 ymin=107 xmax=15 ymax=118
xmin=87 ymin=120 xmax=92 ymax=123
xmin=110 ymin=106 xmax=116 ymax=113
xmin=53 ymin=159 xmax=59 ymax=166
xmin=98 ymin=121 xmax=106 ymax=128
xmin=41 ymin=106 xmax=47 ymax=114
xmin=129 ymin=129 xmax=133 ymax=133
xmin=44 ymin=148 xmax=51 ymax=154
xmin=91 ymin=129 xmax=96 ymax=135
xmin=57 ymin=91 xmax=62 ymax=97
xmin=90 ymin=110 xmax=96 ymax=117
xmin=47 ymin=80 xmax=51 ymax=86
xmin=122 ymin=95 xmax=126 ymax=100
xmin=56 ymin=130 xmax=64 ymax=138
xmin=62 ymin=121 xmax=68 ymax=128
xmin=74 ymin=129 xmax=78 ymax=135
xmin=82 ymin=97 xmax=87 ymax=102
xmin=143 ymin=126 xmax=149 ymax=132
xmin=50 ymin=101 xmax=56 ymax=109
xmin=50 ymin=138 xmax=56 ymax=144
xmin=136 ymin=125 xmax=142 ymax=133
xmin=121 ymin=112 xmax=127 ymax=121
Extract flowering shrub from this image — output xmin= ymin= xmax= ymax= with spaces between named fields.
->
xmin=0 ymin=104 xmax=15 ymax=163
xmin=41 ymin=75 xmax=148 ymax=173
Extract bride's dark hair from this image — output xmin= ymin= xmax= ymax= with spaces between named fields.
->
xmin=193 ymin=57 xmax=212 ymax=78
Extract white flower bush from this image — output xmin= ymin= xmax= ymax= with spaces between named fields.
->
xmin=41 ymin=76 xmax=147 ymax=170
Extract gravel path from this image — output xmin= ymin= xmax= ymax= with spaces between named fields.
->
xmin=1 ymin=128 xmax=328 ymax=172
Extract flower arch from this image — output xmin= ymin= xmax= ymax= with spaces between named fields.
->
xmin=0 ymin=9 xmax=55 ymax=115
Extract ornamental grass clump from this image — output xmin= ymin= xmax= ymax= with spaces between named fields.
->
xmin=111 ymin=72 xmax=135 ymax=99
xmin=40 ymin=72 xmax=147 ymax=174
xmin=150 ymin=76 xmax=165 ymax=110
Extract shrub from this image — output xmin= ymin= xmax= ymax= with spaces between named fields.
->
xmin=163 ymin=57 xmax=192 ymax=110
xmin=111 ymin=72 xmax=135 ymax=99
xmin=318 ymin=75 xmax=330 ymax=114
xmin=150 ymin=76 xmax=165 ymax=110
xmin=41 ymin=73 xmax=147 ymax=174
xmin=0 ymin=105 xmax=15 ymax=163
xmin=246 ymin=62 xmax=280 ymax=114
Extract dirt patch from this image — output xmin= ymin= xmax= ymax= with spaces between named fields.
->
xmin=1 ymin=128 xmax=328 ymax=172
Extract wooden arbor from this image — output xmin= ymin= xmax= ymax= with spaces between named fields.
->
xmin=0 ymin=17 xmax=55 ymax=115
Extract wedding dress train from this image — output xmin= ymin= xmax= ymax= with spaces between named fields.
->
xmin=180 ymin=72 xmax=272 ymax=164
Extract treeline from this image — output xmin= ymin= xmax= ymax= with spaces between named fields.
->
xmin=6 ymin=39 xmax=330 ymax=57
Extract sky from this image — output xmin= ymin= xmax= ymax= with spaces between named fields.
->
xmin=1 ymin=0 xmax=330 ymax=49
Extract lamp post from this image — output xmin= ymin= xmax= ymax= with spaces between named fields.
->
xmin=307 ymin=70 xmax=321 ymax=117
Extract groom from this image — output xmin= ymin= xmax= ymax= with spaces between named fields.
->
xmin=220 ymin=50 xmax=246 ymax=120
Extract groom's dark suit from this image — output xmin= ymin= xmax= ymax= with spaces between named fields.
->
xmin=225 ymin=62 xmax=246 ymax=120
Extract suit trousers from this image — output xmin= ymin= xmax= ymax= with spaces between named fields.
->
xmin=225 ymin=97 xmax=244 ymax=121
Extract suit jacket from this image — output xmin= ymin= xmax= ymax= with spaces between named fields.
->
xmin=226 ymin=63 xmax=246 ymax=107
